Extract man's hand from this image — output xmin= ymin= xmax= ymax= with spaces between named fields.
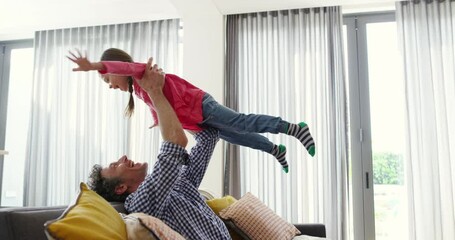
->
xmin=137 ymin=57 xmax=165 ymax=94
xmin=67 ymin=49 xmax=104 ymax=72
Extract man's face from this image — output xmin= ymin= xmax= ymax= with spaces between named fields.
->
xmin=101 ymin=155 xmax=148 ymax=193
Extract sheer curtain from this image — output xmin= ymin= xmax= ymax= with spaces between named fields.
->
xmin=225 ymin=7 xmax=347 ymax=239
xmin=25 ymin=19 xmax=181 ymax=206
xmin=396 ymin=1 xmax=455 ymax=239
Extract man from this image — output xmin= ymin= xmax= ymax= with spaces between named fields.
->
xmin=88 ymin=58 xmax=231 ymax=240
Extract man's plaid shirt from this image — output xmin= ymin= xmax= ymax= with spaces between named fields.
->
xmin=124 ymin=129 xmax=231 ymax=240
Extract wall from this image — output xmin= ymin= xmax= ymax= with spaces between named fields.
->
xmin=170 ymin=0 xmax=225 ymax=198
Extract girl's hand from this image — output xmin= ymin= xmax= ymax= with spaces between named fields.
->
xmin=67 ymin=49 xmax=101 ymax=72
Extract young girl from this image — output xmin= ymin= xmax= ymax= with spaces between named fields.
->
xmin=68 ymin=48 xmax=315 ymax=173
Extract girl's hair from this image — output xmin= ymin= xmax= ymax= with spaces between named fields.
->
xmin=100 ymin=48 xmax=135 ymax=118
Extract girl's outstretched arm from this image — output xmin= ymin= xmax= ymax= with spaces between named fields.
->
xmin=67 ymin=49 xmax=105 ymax=72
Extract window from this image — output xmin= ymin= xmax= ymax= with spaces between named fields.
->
xmin=0 ymin=40 xmax=34 ymax=206
xmin=344 ymin=13 xmax=409 ymax=240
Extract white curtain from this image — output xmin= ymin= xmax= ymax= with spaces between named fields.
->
xmin=396 ymin=1 xmax=455 ymax=239
xmin=25 ymin=19 xmax=181 ymax=206
xmin=225 ymin=7 xmax=347 ymax=239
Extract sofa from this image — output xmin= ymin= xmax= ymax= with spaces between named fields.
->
xmin=0 ymin=202 xmax=326 ymax=240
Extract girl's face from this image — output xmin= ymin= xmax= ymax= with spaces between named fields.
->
xmin=101 ymin=74 xmax=129 ymax=92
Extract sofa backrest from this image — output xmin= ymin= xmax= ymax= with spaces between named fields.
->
xmin=0 ymin=203 xmax=126 ymax=240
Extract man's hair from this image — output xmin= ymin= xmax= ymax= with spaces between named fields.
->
xmin=87 ymin=164 xmax=129 ymax=202
xmin=100 ymin=48 xmax=135 ymax=118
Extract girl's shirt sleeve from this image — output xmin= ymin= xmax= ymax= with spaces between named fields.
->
xmin=132 ymin=81 xmax=160 ymax=128
xmin=98 ymin=61 xmax=146 ymax=80
xmin=151 ymin=108 xmax=159 ymax=128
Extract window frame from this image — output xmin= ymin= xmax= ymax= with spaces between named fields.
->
xmin=343 ymin=12 xmax=397 ymax=240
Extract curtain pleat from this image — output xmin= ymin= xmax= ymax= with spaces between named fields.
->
xmin=225 ymin=7 xmax=347 ymax=239
xmin=25 ymin=19 xmax=181 ymax=206
xmin=396 ymin=1 xmax=455 ymax=239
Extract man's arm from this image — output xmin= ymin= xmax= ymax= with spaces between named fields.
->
xmin=139 ymin=58 xmax=187 ymax=147
xmin=125 ymin=58 xmax=188 ymax=216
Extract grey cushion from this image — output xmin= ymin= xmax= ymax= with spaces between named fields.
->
xmin=0 ymin=203 xmax=126 ymax=240
xmin=0 ymin=206 xmax=66 ymax=240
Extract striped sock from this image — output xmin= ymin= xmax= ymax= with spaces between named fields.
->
xmin=287 ymin=122 xmax=316 ymax=157
xmin=271 ymin=144 xmax=288 ymax=173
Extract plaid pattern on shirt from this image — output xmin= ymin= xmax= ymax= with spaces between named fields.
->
xmin=125 ymin=129 xmax=231 ymax=240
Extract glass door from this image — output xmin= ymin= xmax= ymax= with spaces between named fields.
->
xmin=344 ymin=13 xmax=409 ymax=240
xmin=0 ymin=41 xmax=34 ymax=206
xmin=365 ymin=20 xmax=408 ymax=240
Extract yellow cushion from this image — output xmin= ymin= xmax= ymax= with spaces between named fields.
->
xmin=44 ymin=182 xmax=127 ymax=240
xmin=206 ymin=195 xmax=237 ymax=215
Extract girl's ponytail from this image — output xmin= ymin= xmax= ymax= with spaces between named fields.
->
xmin=101 ymin=48 xmax=136 ymax=118
xmin=124 ymin=77 xmax=135 ymax=117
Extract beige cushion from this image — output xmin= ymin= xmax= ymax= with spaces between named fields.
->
xmin=219 ymin=192 xmax=301 ymax=240
xmin=121 ymin=213 xmax=157 ymax=240
xmin=132 ymin=212 xmax=185 ymax=240
xmin=206 ymin=195 xmax=244 ymax=240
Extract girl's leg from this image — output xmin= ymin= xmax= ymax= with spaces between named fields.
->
xmin=200 ymin=94 xmax=287 ymax=134
xmin=219 ymin=130 xmax=289 ymax=172
xmin=285 ymin=122 xmax=316 ymax=156
xmin=201 ymin=93 xmax=316 ymax=157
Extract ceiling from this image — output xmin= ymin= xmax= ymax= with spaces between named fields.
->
xmin=0 ymin=0 xmax=397 ymax=41
xmin=212 ymin=0 xmax=395 ymax=14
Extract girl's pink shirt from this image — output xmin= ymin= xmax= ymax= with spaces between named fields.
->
xmin=99 ymin=61 xmax=205 ymax=131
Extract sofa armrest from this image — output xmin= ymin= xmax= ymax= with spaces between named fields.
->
xmin=294 ymin=223 xmax=326 ymax=238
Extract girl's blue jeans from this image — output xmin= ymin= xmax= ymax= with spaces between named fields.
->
xmin=199 ymin=93 xmax=288 ymax=153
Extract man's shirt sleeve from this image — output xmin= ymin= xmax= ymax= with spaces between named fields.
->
xmin=184 ymin=128 xmax=219 ymax=189
xmin=124 ymin=142 xmax=188 ymax=217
